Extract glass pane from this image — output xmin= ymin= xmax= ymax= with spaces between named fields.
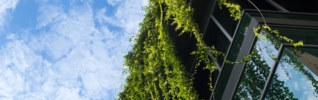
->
xmin=271 ymin=27 xmax=318 ymax=45
xmin=212 ymin=3 xmax=238 ymax=37
xmin=214 ymin=12 xmax=252 ymax=100
xmin=204 ymin=19 xmax=231 ymax=65
xmin=248 ymin=11 xmax=318 ymax=21
xmin=265 ymin=47 xmax=318 ymax=99
xmin=233 ymin=29 xmax=280 ymax=99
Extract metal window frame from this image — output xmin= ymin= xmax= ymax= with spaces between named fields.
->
xmin=211 ymin=15 xmax=233 ymax=42
xmin=260 ymin=44 xmax=318 ymax=99
xmin=244 ymin=9 xmax=318 ymax=16
xmin=209 ymin=8 xmax=249 ymax=99
xmin=191 ymin=0 xmax=235 ymax=88
xmin=259 ymin=43 xmax=284 ymax=99
xmin=224 ymin=17 xmax=261 ymax=100
xmin=189 ymin=0 xmax=218 ymax=74
xmin=266 ymin=0 xmax=289 ymax=12
xmin=209 ymin=10 xmax=248 ymax=100
xmin=221 ymin=10 xmax=318 ymax=100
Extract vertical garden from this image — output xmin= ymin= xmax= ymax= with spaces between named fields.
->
xmin=118 ymin=0 xmax=304 ymax=99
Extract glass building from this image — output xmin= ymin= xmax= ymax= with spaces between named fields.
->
xmin=173 ymin=0 xmax=318 ymax=99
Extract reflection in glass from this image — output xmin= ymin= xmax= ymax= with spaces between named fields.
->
xmin=265 ymin=47 xmax=318 ymax=99
xmin=214 ymin=13 xmax=252 ymax=100
xmin=270 ymin=27 xmax=318 ymax=45
xmin=234 ymin=30 xmax=280 ymax=99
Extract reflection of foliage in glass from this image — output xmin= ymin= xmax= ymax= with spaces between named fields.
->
xmin=235 ymin=49 xmax=296 ymax=99
xmin=234 ymin=33 xmax=296 ymax=99
xmin=264 ymin=48 xmax=318 ymax=99
xmin=254 ymin=25 xmax=303 ymax=47
xmin=266 ymin=67 xmax=297 ymax=99
xmin=223 ymin=14 xmax=251 ymax=65
xmin=234 ymin=49 xmax=271 ymax=99
xmin=234 ymin=53 xmax=268 ymax=99
xmin=234 ymin=41 xmax=271 ymax=99
xmin=279 ymin=48 xmax=318 ymax=96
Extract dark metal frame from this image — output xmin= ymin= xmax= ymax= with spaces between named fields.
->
xmin=211 ymin=10 xmax=318 ymax=100
xmin=223 ymin=17 xmax=259 ymax=100
xmin=210 ymin=10 xmax=245 ymax=99
xmin=189 ymin=0 xmax=218 ymax=74
xmin=211 ymin=15 xmax=233 ymax=42
xmin=266 ymin=0 xmax=289 ymax=12
xmin=260 ymin=44 xmax=318 ymax=99
xmin=209 ymin=3 xmax=246 ymax=100
xmin=259 ymin=43 xmax=284 ymax=99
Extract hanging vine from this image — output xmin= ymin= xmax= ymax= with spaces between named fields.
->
xmin=119 ymin=0 xmax=306 ymax=99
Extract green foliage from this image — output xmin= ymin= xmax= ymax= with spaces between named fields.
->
xmin=218 ymin=0 xmax=303 ymax=65
xmin=254 ymin=25 xmax=304 ymax=47
xmin=118 ymin=1 xmax=198 ymax=99
xmin=234 ymin=38 xmax=296 ymax=99
xmin=120 ymin=0 xmax=306 ymax=99
xmin=218 ymin=0 xmax=242 ymax=20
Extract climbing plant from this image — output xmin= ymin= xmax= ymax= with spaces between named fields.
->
xmin=118 ymin=0 xmax=306 ymax=99
xmin=118 ymin=0 xmax=198 ymax=99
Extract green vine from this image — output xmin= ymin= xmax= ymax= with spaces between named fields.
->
xmin=218 ymin=0 xmax=242 ymax=20
xmin=254 ymin=25 xmax=303 ymax=47
xmin=118 ymin=1 xmax=198 ymax=99
xmin=120 ymin=0 xmax=306 ymax=99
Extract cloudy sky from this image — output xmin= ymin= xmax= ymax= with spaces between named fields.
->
xmin=0 ymin=0 xmax=146 ymax=99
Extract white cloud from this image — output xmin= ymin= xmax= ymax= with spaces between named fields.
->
xmin=0 ymin=0 xmax=19 ymax=29
xmin=0 ymin=36 xmax=50 ymax=100
xmin=96 ymin=0 xmax=147 ymax=34
xmin=54 ymin=87 xmax=82 ymax=100
xmin=36 ymin=4 xmax=65 ymax=29
xmin=106 ymin=0 xmax=124 ymax=6
xmin=0 ymin=0 xmax=146 ymax=99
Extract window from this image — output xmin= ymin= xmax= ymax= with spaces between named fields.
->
xmin=204 ymin=19 xmax=231 ymax=65
xmin=213 ymin=12 xmax=252 ymax=100
xmin=233 ymin=26 xmax=318 ymax=99
xmin=212 ymin=4 xmax=238 ymax=37
xmin=265 ymin=47 xmax=318 ymax=99
xmin=233 ymin=29 xmax=280 ymax=99
xmin=272 ymin=27 xmax=318 ymax=45
xmin=219 ymin=10 xmax=318 ymax=100
xmin=248 ymin=12 xmax=318 ymax=22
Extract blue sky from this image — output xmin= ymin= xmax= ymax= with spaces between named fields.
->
xmin=275 ymin=49 xmax=318 ymax=100
xmin=0 ymin=0 xmax=146 ymax=99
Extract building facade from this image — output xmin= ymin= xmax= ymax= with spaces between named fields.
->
xmin=174 ymin=0 xmax=318 ymax=99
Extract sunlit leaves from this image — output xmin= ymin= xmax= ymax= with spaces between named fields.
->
xmin=254 ymin=25 xmax=304 ymax=47
xmin=118 ymin=0 xmax=198 ymax=99
xmin=218 ymin=0 xmax=242 ymax=20
xmin=120 ymin=0 xmax=306 ymax=99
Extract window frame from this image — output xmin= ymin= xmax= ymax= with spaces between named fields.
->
xmin=214 ymin=10 xmax=318 ymax=100
xmin=260 ymin=44 xmax=318 ymax=99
